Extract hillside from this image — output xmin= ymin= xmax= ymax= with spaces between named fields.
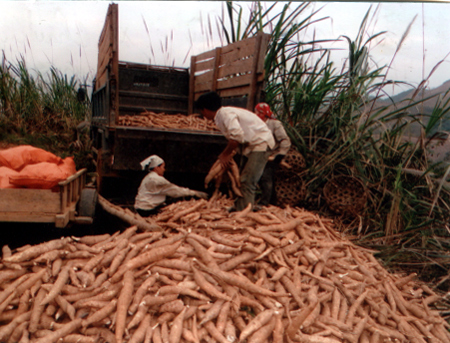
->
xmin=374 ymin=80 xmax=450 ymax=136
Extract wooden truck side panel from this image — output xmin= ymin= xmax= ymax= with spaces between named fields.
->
xmin=0 ymin=169 xmax=87 ymax=228
xmin=189 ymin=32 xmax=269 ymax=113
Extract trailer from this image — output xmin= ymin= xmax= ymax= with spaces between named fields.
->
xmin=0 ymin=169 xmax=97 ymax=228
xmin=90 ymin=3 xmax=269 ymax=199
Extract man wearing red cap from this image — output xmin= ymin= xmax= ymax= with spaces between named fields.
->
xmin=254 ymin=103 xmax=291 ymax=206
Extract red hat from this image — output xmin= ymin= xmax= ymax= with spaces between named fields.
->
xmin=255 ymin=103 xmax=273 ymax=120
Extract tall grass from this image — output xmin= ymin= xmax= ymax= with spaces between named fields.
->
xmin=219 ymin=1 xmax=450 ymax=284
xmin=0 ymin=52 xmax=92 ymax=168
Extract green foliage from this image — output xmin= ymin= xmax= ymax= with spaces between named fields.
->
xmin=0 ymin=53 xmax=91 ymax=167
xmin=220 ymin=2 xmax=450 ymax=275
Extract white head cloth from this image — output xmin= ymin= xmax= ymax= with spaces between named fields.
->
xmin=140 ymin=155 xmax=164 ymax=170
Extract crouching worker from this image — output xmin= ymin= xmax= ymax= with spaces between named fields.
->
xmin=195 ymin=91 xmax=275 ymax=212
xmin=255 ymin=103 xmax=291 ymax=206
xmin=134 ymin=155 xmax=208 ymax=217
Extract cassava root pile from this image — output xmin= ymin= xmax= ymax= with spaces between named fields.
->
xmin=0 ymin=194 xmax=449 ymax=343
xmin=118 ymin=111 xmax=219 ymax=132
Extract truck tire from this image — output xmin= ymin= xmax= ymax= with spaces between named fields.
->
xmin=78 ymin=188 xmax=98 ymax=218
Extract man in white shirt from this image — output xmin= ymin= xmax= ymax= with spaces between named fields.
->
xmin=195 ymin=92 xmax=275 ymax=211
xmin=134 ymin=155 xmax=208 ymax=216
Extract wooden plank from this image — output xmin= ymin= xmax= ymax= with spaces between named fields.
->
xmin=95 ymin=48 xmax=113 ymax=90
xmin=190 ymin=33 xmax=270 ymax=109
xmin=72 ymin=178 xmax=79 ymax=203
xmin=110 ymin=4 xmax=119 ymax=124
xmin=211 ymin=48 xmax=222 ymax=92
xmin=194 ymin=80 xmax=215 ymax=93
xmin=97 ymin=5 xmax=115 ymax=84
xmin=0 ymin=212 xmax=57 ymax=224
xmin=194 ymin=72 xmax=263 ymax=98
xmin=0 ymin=189 xmax=61 ymax=213
xmin=216 ymin=73 xmax=254 ymax=89
xmin=97 ymin=48 xmax=113 ymax=83
xmin=98 ymin=33 xmax=112 ymax=71
xmin=98 ymin=4 xmax=115 ymax=45
xmin=192 ymin=49 xmax=216 ymax=63
xmin=217 ymin=58 xmax=254 ymax=79
xmin=188 ymin=55 xmax=197 ymax=114
xmin=194 ymin=70 xmax=214 ymax=85
xmin=96 ymin=70 xmax=109 ymax=91
xmin=221 ymin=35 xmax=257 ymax=54
xmin=219 ymin=86 xmax=252 ymax=98
xmin=247 ymin=32 xmax=264 ymax=110
xmin=59 ymin=169 xmax=86 ymax=186
xmin=98 ymin=21 xmax=112 ymax=62
xmin=68 ymin=182 xmax=74 ymax=207
xmin=60 ymin=184 xmax=68 ymax=213
xmin=257 ymin=33 xmax=270 ymax=74
xmin=193 ymin=58 xmax=215 ymax=74
xmin=55 ymin=213 xmax=70 ymax=228
xmin=220 ymin=44 xmax=257 ymax=67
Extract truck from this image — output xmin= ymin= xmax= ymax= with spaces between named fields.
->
xmin=90 ymin=3 xmax=269 ymax=201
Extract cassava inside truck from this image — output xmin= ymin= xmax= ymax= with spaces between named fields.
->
xmin=90 ymin=3 xmax=269 ymax=201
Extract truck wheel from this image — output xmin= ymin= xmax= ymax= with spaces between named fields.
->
xmin=79 ymin=188 xmax=98 ymax=218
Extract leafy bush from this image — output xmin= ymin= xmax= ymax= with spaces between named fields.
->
xmin=219 ymin=2 xmax=450 ymax=280
xmin=0 ymin=54 xmax=92 ymax=169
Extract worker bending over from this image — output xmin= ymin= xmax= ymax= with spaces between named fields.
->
xmin=134 ymin=155 xmax=208 ymax=217
xmin=195 ymin=91 xmax=275 ymax=211
xmin=255 ymin=102 xmax=291 ymax=206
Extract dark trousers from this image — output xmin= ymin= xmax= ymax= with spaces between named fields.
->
xmin=258 ymin=160 xmax=278 ymax=206
xmin=235 ymin=151 xmax=270 ymax=211
xmin=136 ymin=208 xmax=160 ymax=217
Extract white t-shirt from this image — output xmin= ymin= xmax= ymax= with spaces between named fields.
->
xmin=215 ymin=106 xmax=275 ymax=156
xmin=134 ymin=171 xmax=197 ymax=210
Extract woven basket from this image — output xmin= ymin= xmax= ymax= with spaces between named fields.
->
xmin=275 ymin=171 xmax=305 ymax=207
xmin=323 ymin=175 xmax=367 ymax=215
xmin=281 ymin=148 xmax=306 ymax=172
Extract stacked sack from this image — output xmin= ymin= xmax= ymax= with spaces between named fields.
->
xmin=0 ymin=145 xmax=76 ymax=189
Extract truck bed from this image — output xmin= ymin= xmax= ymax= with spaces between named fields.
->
xmin=113 ymin=125 xmax=226 ymax=173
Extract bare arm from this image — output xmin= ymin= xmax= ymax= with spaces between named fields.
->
xmin=219 ymin=139 xmax=239 ymax=168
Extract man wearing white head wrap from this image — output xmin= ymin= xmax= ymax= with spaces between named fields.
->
xmin=135 ymin=155 xmax=208 ymax=216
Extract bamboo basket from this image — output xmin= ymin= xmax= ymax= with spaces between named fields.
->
xmin=323 ymin=175 xmax=367 ymax=215
xmin=281 ymin=148 xmax=306 ymax=172
xmin=275 ymin=170 xmax=305 ymax=207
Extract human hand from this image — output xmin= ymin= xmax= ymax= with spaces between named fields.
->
xmin=218 ymin=152 xmax=232 ymax=169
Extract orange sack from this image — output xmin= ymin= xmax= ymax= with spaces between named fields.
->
xmin=0 ymin=145 xmax=62 ymax=171
xmin=0 ymin=166 xmax=20 ymax=189
xmin=9 ymin=157 xmax=77 ymax=189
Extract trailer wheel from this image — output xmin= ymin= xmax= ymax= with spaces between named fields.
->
xmin=78 ymin=188 xmax=98 ymax=218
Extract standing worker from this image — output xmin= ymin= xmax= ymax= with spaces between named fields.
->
xmin=134 ymin=155 xmax=208 ymax=217
xmin=254 ymin=102 xmax=291 ymax=207
xmin=195 ymin=91 xmax=275 ymax=211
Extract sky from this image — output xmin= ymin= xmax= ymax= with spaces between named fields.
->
xmin=0 ymin=1 xmax=449 ymax=96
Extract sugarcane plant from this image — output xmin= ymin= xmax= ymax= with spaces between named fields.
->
xmin=0 ymin=52 xmax=92 ymax=168
xmin=218 ymin=1 xmax=450 ymax=278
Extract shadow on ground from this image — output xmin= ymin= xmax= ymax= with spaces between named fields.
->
xmin=1 ymin=205 xmax=130 ymax=251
